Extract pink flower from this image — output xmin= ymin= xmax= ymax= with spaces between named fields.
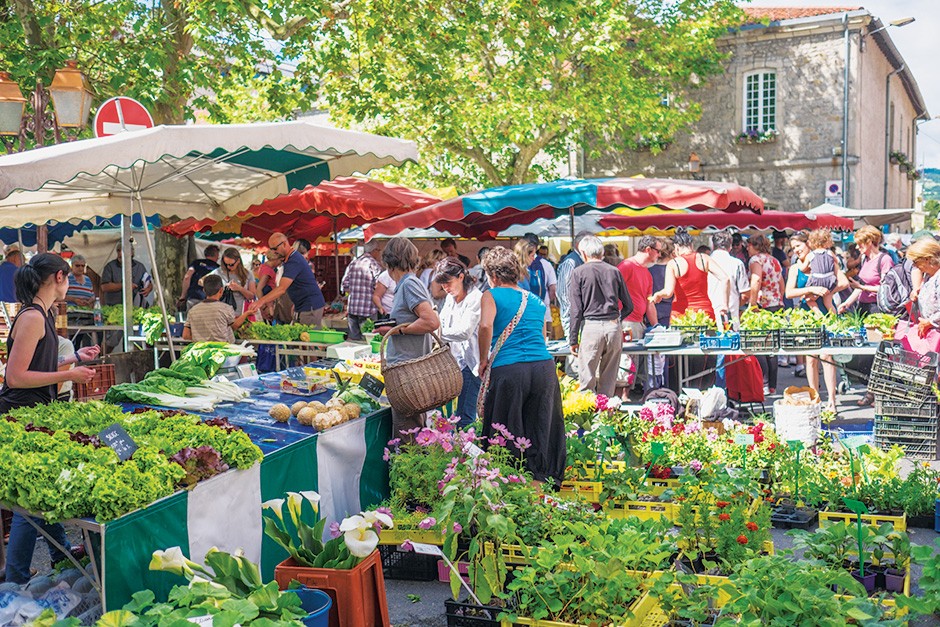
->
xmin=488 ymin=435 xmax=507 ymax=447
xmin=401 ymin=540 xmax=414 ymax=552
xmin=507 ymin=475 xmax=525 ymax=483
xmin=418 ymin=517 xmax=436 ymax=530
xmin=491 ymin=423 xmax=513 ymax=439
xmin=377 ymin=506 xmax=392 ymax=516
xmin=329 ymin=521 xmax=342 ymax=539
xmin=415 ymin=429 xmax=435 ymax=446
xmin=690 ymin=459 xmax=703 ymax=472
xmin=452 ymin=523 xmax=463 ymax=534
xmin=514 ymin=436 xmax=532 ymax=452
xmin=386 ymin=437 xmax=401 ymax=447
xmin=639 ymin=406 xmax=654 ymax=422
xmin=595 ymin=394 xmax=610 ymax=411
xmin=382 ymin=448 xmax=391 ymax=462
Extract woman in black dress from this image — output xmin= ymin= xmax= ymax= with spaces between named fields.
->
xmin=3 ymin=253 xmax=99 ymax=583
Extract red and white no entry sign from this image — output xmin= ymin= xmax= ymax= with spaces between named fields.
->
xmin=93 ymin=97 xmax=154 ymax=138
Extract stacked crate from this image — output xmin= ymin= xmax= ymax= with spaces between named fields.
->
xmin=869 ymin=342 xmax=940 ymax=460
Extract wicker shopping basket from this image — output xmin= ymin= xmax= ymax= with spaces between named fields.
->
xmin=380 ymin=324 xmax=463 ymax=415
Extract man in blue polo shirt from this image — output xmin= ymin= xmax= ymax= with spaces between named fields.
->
xmin=249 ymin=233 xmax=325 ymax=325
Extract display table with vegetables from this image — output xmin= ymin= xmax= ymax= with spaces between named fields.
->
xmin=0 ymin=342 xmax=391 ymax=614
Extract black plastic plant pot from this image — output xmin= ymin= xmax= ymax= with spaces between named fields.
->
xmin=851 ymin=570 xmax=877 ymax=595
xmin=885 ymin=568 xmax=906 ymax=593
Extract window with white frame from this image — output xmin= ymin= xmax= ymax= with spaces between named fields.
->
xmin=743 ymin=71 xmax=776 ymax=132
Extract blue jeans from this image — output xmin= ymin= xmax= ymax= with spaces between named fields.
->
xmin=455 ymin=366 xmax=482 ymax=429
xmin=347 ymin=314 xmax=367 ymax=341
xmin=5 ymin=513 xmax=70 ymax=583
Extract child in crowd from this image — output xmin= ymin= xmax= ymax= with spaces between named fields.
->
xmin=798 ymin=229 xmax=838 ymax=314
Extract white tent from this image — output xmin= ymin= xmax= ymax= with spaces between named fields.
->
xmin=807 ymin=203 xmax=914 ymax=228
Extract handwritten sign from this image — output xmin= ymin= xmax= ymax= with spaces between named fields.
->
xmin=409 ymin=542 xmax=444 ymax=557
xmin=734 ymin=433 xmax=755 ymax=446
xmin=359 ymin=373 xmax=385 ymax=400
xmin=98 ymin=424 xmax=137 ymax=462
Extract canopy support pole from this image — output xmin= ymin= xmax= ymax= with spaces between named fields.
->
xmin=333 ymin=215 xmax=340 ymax=297
xmin=135 ymin=192 xmax=176 ymax=362
xmin=569 ymin=206 xmax=576 ymax=248
xmin=121 ymin=215 xmax=133 ymax=352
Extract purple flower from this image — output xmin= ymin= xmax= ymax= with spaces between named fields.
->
xmin=491 ymin=423 xmax=512 ymax=439
xmin=382 ymin=448 xmax=391 ymax=462
xmin=386 ymin=437 xmax=401 ymax=447
xmin=507 ymin=474 xmax=525 ymax=484
xmin=401 ymin=540 xmax=414 ymax=552
xmin=514 ymin=436 xmax=532 ymax=452
xmin=690 ymin=459 xmax=703 ymax=472
xmin=418 ymin=517 xmax=436 ymax=530
xmin=488 ymin=435 xmax=506 ymax=447
xmin=329 ymin=521 xmax=342 ymax=539
xmin=452 ymin=523 xmax=463 ymax=534
xmin=377 ymin=506 xmax=392 ymax=516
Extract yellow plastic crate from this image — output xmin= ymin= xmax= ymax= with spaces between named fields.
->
xmin=645 ymin=478 xmax=679 ymax=497
xmin=573 ymin=460 xmax=627 ymax=479
xmin=605 ymin=500 xmax=675 ymax=522
xmin=501 ymin=591 xmax=653 ymax=627
xmin=379 ymin=527 xmax=444 ymax=546
xmin=559 ymin=480 xmax=603 ymax=503
xmin=819 ymin=509 xmax=907 ymax=532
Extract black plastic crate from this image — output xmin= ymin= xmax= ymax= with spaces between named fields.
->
xmin=379 ymin=544 xmax=440 ymax=581
xmin=868 ymin=341 xmax=939 ymax=403
xmin=779 ymin=326 xmax=826 ymax=350
xmin=874 ymin=397 xmax=938 ymax=420
xmin=826 ymin=332 xmax=864 ymax=348
xmin=445 ymin=600 xmax=503 ymax=627
xmin=874 ymin=417 xmax=938 ymax=440
xmin=874 ymin=434 xmax=939 ymax=461
xmin=740 ymin=329 xmax=780 ymax=352
xmin=770 ymin=505 xmax=818 ymax=530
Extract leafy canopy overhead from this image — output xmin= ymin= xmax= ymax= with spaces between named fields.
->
xmin=315 ymin=0 xmax=743 ymax=188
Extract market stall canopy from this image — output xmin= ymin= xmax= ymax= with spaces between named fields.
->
xmin=363 ymin=177 xmax=764 ymax=240
xmin=162 ymin=177 xmax=440 ymax=242
xmin=599 ymin=209 xmax=853 ymax=233
xmin=807 ymin=203 xmax=915 ymax=228
xmin=0 ymin=121 xmax=418 ymax=229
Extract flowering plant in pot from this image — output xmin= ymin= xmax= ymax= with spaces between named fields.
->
xmin=263 ymin=491 xmax=393 ymax=568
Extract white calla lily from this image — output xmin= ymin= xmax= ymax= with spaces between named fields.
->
xmin=344 ymin=528 xmax=379 ymax=558
xmin=149 ymin=547 xmax=193 ymax=577
xmin=362 ymin=510 xmax=394 ymax=529
xmin=339 ymin=514 xmax=367 ymax=533
xmin=299 ymin=490 xmax=321 ymax=512
xmin=261 ymin=498 xmax=286 ymax=523
xmin=286 ymin=492 xmax=304 ymax=528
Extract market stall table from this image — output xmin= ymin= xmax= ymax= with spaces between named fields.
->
xmin=1 ymin=370 xmax=391 ymax=613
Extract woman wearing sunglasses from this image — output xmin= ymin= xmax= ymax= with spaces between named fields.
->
xmin=211 ymin=247 xmax=256 ymax=313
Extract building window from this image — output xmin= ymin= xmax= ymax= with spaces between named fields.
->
xmin=743 ymin=71 xmax=776 ymax=132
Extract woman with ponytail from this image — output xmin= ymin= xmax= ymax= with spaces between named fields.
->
xmin=2 ymin=253 xmax=100 ymax=584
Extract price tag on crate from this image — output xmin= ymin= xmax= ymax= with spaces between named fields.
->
xmin=410 ymin=542 xmax=444 ymax=557
xmin=360 ymin=373 xmax=385 ymax=400
xmin=99 ymin=424 xmax=138 ymax=462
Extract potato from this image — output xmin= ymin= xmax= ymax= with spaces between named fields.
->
xmin=296 ymin=407 xmax=318 ymax=426
xmin=268 ymin=403 xmax=291 ymax=423
xmin=291 ymin=401 xmax=308 ymax=416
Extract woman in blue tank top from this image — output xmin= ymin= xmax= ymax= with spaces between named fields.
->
xmin=478 ymin=247 xmax=565 ymax=485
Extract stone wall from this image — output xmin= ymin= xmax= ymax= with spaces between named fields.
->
xmin=586 ymin=15 xmax=919 ymax=212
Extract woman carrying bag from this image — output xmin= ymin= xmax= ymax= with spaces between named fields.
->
xmin=477 ymin=247 xmax=565 ymax=486
xmin=376 ymin=237 xmax=441 ymax=439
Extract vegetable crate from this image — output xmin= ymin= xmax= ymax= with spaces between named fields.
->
xmin=874 ymin=397 xmax=938 ymax=420
xmin=739 ymin=329 xmax=779 ymax=352
xmin=74 ymin=363 xmax=116 ymax=401
xmin=818 ymin=509 xmax=906 ymax=532
xmin=699 ymin=331 xmax=740 ymax=351
xmin=874 ymin=432 xmax=939 ymax=462
xmin=670 ymin=325 xmax=710 ymax=345
xmin=559 ymin=480 xmax=603 ymax=503
xmin=378 ymin=544 xmax=440 ymax=581
xmin=874 ymin=416 xmax=938 ymax=441
xmin=380 ymin=527 xmax=444 ymax=546
xmin=645 ymin=478 xmax=680 ymax=497
xmin=868 ymin=341 xmax=939 ymax=404
xmin=605 ymin=500 xmax=675 ymax=522
xmin=779 ymin=326 xmax=826 ymax=350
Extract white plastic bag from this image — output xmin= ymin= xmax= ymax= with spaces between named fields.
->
xmin=773 ymin=399 xmax=821 ymax=447
xmin=699 ymin=387 xmax=727 ymax=420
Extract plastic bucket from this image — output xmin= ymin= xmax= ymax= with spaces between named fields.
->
xmin=295 ymin=587 xmax=332 ymax=627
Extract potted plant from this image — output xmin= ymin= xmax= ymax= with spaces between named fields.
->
xmin=884 ymin=530 xmax=911 ymax=593
xmin=889 ymin=150 xmax=905 ymax=165
xmin=647 ymin=571 xmax=721 ymax=626
xmin=897 ymin=537 xmax=940 ymax=616
xmin=263 ymin=491 xmax=394 ymax=627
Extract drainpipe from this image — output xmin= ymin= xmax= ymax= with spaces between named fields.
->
xmin=883 ymin=65 xmax=904 ymax=208
xmin=842 ymin=14 xmax=851 ymax=207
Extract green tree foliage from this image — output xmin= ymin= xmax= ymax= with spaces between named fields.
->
xmin=924 ymin=199 xmax=939 ymax=229
xmin=313 ymin=0 xmax=744 ymax=189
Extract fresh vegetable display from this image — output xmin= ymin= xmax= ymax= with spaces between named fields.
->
xmin=0 ymin=402 xmax=262 ymax=522
xmin=105 ymin=342 xmax=255 ymax=411
xmin=823 ymin=311 xmax=866 ymax=336
xmin=99 ymin=305 xmax=162 ymax=327
xmin=739 ymin=307 xmax=781 ymax=331
xmin=239 ymin=321 xmax=318 ymax=342
xmin=669 ymin=308 xmax=717 ymax=330
xmin=267 ymin=383 xmax=376 ymax=431
xmin=864 ymin=313 xmax=899 ymax=336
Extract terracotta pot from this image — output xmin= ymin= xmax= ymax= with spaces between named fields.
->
xmin=274 ymin=550 xmax=390 ymax=627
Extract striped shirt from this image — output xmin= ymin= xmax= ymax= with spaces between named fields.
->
xmin=66 ymin=274 xmax=94 ymax=307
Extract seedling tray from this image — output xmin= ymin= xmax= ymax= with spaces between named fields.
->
xmin=819 ymin=508 xmax=906 ymax=532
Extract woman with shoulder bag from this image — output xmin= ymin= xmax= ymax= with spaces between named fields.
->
xmin=477 ymin=247 xmax=565 ymax=486
xmin=376 ymin=237 xmax=441 ymax=439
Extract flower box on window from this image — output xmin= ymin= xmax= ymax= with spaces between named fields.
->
xmin=735 ymin=128 xmax=778 ymax=145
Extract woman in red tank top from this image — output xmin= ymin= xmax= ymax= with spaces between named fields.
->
xmin=652 ymin=229 xmax=731 ymax=322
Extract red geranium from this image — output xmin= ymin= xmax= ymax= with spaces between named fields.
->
xmin=736 ymin=535 xmax=749 ymax=545
xmin=745 ymin=521 xmax=758 ymax=531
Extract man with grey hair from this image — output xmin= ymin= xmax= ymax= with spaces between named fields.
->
xmin=708 ymin=231 xmax=749 ymax=326
xmin=341 ymin=240 xmax=384 ymax=340
xmin=556 ymin=230 xmax=593 ymax=339
xmin=568 ymin=235 xmax=633 ymax=396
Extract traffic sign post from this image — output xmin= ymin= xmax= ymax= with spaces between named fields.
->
xmin=93 ymin=97 xmax=154 ymax=138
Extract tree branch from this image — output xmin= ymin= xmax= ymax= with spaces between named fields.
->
xmin=446 ymin=143 xmax=506 ymax=186
xmin=11 ymin=0 xmax=45 ymax=50
xmin=231 ymin=0 xmax=313 ymax=40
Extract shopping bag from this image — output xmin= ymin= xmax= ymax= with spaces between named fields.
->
xmin=725 ymin=355 xmax=765 ymax=403
xmin=897 ymin=319 xmax=940 ymax=356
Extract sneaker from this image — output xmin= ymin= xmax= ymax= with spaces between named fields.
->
xmin=795 ymin=366 xmax=805 ymax=377
xmin=777 ymin=357 xmax=789 ymax=367
xmin=788 ymin=356 xmax=798 ymax=366
xmin=763 ymin=386 xmax=770 ymax=395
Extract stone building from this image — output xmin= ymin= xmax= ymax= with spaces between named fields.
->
xmin=585 ymin=7 xmax=929 ymax=213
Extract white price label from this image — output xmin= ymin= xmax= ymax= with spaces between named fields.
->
xmin=409 ymin=542 xmax=444 ymax=557
xmin=734 ymin=433 xmax=755 ymax=446
xmin=464 ymin=442 xmax=484 ymax=458
xmin=187 ymin=616 xmax=214 ymax=626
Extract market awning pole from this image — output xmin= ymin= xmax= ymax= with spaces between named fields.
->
xmin=135 ymin=192 xmax=176 ymax=362
xmin=16 ymin=228 xmax=23 ymax=255
xmin=121 ymin=214 xmax=133 ymax=352
xmin=333 ymin=215 xmax=340 ymax=294
xmin=569 ymin=206 xmax=575 ymax=248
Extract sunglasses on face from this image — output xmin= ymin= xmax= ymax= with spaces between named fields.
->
xmin=224 ymin=260 xmax=238 ymax=269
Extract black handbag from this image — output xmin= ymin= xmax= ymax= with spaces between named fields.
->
xmin=220 ymin=287 xmax=238 ymax=310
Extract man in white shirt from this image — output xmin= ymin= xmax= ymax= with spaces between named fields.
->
xmin=709 ymin=231 xmax=749 ymax=328
xmin=523 ymin=233 xmax=558 ymax=333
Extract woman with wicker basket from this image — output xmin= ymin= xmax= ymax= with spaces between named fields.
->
xmin=375 ymin=237 xmax=441 ymax=439
xmin=477 ymin=247 xmax=565 ymax=486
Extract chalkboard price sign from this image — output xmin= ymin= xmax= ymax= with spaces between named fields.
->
xmin=360 ymin=373 xmax=385 ymax=400
xmin=99 ymin=424 xmax=138 ymax=462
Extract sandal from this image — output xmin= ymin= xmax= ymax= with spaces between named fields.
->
xmin=856 ymin=393 xmax=874 ymax=407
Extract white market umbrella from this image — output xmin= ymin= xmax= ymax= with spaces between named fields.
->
xmin=0 ymin=120 xmax=418 ymax=353
xmin=807 ymin=203 xmax=914 ymax=228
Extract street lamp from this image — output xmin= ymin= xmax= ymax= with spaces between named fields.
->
xmin=0 ymin=60 xmax=93 ymax=152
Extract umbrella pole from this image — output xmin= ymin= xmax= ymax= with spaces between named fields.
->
xmin=569 ymin=206 xmax=576 ymax=248
xmin=121 ymin=215 xmax=133 ymax=352
xmin=16 ymin=228 xmax=24 ymax=255
xmin=333 ymin=216 xmax=340 ymax=300
xmin=135 ymin=192 xmax=176 ymax=362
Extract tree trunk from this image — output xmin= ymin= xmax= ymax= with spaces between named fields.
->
xmin=154 ymin=227 xmax=188 ymax=314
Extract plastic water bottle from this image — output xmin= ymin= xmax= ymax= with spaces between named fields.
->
xmin=93 ymin=298 xmax=103 ymax=327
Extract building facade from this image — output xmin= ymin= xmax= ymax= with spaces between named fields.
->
xmin=585 ymin=7 xmax=929 ymax=213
